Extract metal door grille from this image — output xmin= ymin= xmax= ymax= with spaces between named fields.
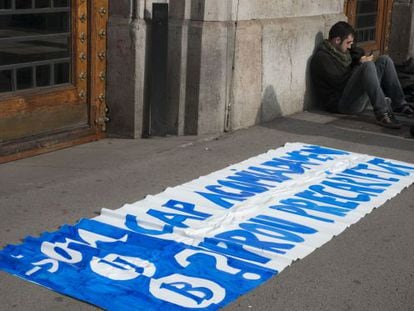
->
xmin=0 ymin=0 xmax=71 ymax=93
xmin=355 ymin=0 xmax=378 ymax=42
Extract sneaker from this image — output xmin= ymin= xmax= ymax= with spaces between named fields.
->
xmin=394 ymin=104 xmax=414 ymax=117
xmin=376 ymin=112 xmax=402 ymax=129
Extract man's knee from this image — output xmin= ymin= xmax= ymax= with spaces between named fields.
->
xmin=360 ymin=61 xmax=377 ymax=76
xmin=361 ymin=60 xmax=376 ymax=70
xmin=376 ymin=55 xmax=393 ymax=66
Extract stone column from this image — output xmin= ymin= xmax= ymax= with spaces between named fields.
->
xmin=107 ymin=0 xmax=148 ymax=138
xmin=168 ymin=0 xmax=236 ymax=135
xmin=389 ymin=0 xmax=414 ymax=64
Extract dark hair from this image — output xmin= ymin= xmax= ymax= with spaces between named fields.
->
xmin=328 ymin=21 xmax=355 ymax=41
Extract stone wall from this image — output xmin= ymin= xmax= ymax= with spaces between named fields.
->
xmin=389 ymin=0 xmax=414 ymax=65
xmin=107 ymin=0 xmax=345 ymax=137
xmin=106 ymin=0 xmax=148 ymax=138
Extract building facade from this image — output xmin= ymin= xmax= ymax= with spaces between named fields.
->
xmin=107 ymin=0 xmax=345 ymax=138
xmin=108 ymin=0 xmax=406 ymax=138
xmin=0 ymin=0 xmax=411 ymax=162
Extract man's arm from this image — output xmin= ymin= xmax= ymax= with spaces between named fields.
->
xmin=311 ymin=51 xmax=350 ymax=91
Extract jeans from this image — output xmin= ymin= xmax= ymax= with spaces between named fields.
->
xmin=338 ymin=55 xmax=405 ymax=116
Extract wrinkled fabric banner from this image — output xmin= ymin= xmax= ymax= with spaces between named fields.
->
xmin=1 ymin=143 xmax=413 ymax=310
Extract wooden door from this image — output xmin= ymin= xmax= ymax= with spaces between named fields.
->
xmin=0 ymin=0 xmax=108 ymax=163
xmin=344 ymin=0 xmax=394 ymax=54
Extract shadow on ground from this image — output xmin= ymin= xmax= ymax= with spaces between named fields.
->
xmin=261 ymin=108 xmax=414 ymax=152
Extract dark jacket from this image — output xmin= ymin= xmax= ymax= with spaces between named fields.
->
xmin=310 ymin=44 xmax=355 ymax=112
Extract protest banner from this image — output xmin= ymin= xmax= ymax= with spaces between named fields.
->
xmin=1 ymin=143 xmax=413 ymax=310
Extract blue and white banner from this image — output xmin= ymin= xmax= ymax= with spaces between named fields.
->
xmin=1 ymin=143 xmax=413 ymax=310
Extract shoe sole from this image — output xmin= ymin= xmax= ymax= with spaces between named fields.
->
xmin=376 ymin=121 xmax=402 ymax=129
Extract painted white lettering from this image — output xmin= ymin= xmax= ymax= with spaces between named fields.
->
xmin=90 ymin=254 xmax=156 ymax=281
xmin=149 ymin=274 xmax=225 ymax=308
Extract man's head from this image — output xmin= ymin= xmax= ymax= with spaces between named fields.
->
xmin=328 ymin=21 xmax=355 ymax=53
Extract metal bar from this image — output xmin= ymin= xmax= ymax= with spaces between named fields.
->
xmin=11 ymin=0 xmax=15 ymax=10
xmin=11 ymin=68 xmax=17 ymax=91
xmin=33 ymin=64 xmax=37 ymax=87
xmin=356 ymin=29 xmax=376 ymax=42
xmin=0 ymin=81 xmax=72 ymax=95
xmin=0 ymin=7 xmax=69 ymax=14
xmin=355 ymin=26 xmax=376 ymax=31
xmin=0 ymin=60 xmax=72 ymax=93
xmin=0 ymin=32 xmax=70 ymax=43
xmin=0 ymin=57 xmax=71 ymax=71
xmin=31 ymin=0 xmax=35 ymax=9
xmin=356 ymin=13 xmax=377 ymax=17
xmin=50 ymin=63 xmax=55 ymax=85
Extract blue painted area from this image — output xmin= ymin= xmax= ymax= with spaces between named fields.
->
xmin=0 ymin=219 xmax=275 ymax=310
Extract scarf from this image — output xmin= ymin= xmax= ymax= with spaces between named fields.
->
xmin=321 ymin=39 xmax=352 ymax=68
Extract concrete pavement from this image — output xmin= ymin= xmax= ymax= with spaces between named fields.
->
xmin=0 ymin=111 xmax=413 ymax=311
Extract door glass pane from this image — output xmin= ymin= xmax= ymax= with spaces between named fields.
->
xmin=36 ymin=64 xmax=51 ymax=86
xmin=15 ymin=0 xmax=32 ymax=9
xmin=0 ymin=0 xmax=71 ymax=93
xmin=16 ymin=67 xmax=32 ymax=89
xmin=54 ymin=0 xmax=68 ymax=7
xmin=36 ymin=0 xmax=51 ymax=8
xmin=54 ymin=61 xmax=69 ymax=84
xmin=355 ymin=0 xmax=378 ymax=42
xmin=0 ymin=70 xmax=12 ymax=92
xmin=0 ymin=0 xmax=12 ymax=9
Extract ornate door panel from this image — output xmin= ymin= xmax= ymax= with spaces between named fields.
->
xmin=0 ymin=0 xmax=108 ymax=163
xmin=344 ymin=0 xmax=394 ymax=54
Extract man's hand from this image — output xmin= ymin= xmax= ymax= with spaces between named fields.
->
xmin=360 ymin=55 xmax=374 ymax=63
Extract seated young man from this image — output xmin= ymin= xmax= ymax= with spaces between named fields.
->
xmin=311 ymin=21 xmax=414 ymax=129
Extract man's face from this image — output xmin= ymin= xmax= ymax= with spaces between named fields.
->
xmin=333 ymin=34 xmax=354 ymax=53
